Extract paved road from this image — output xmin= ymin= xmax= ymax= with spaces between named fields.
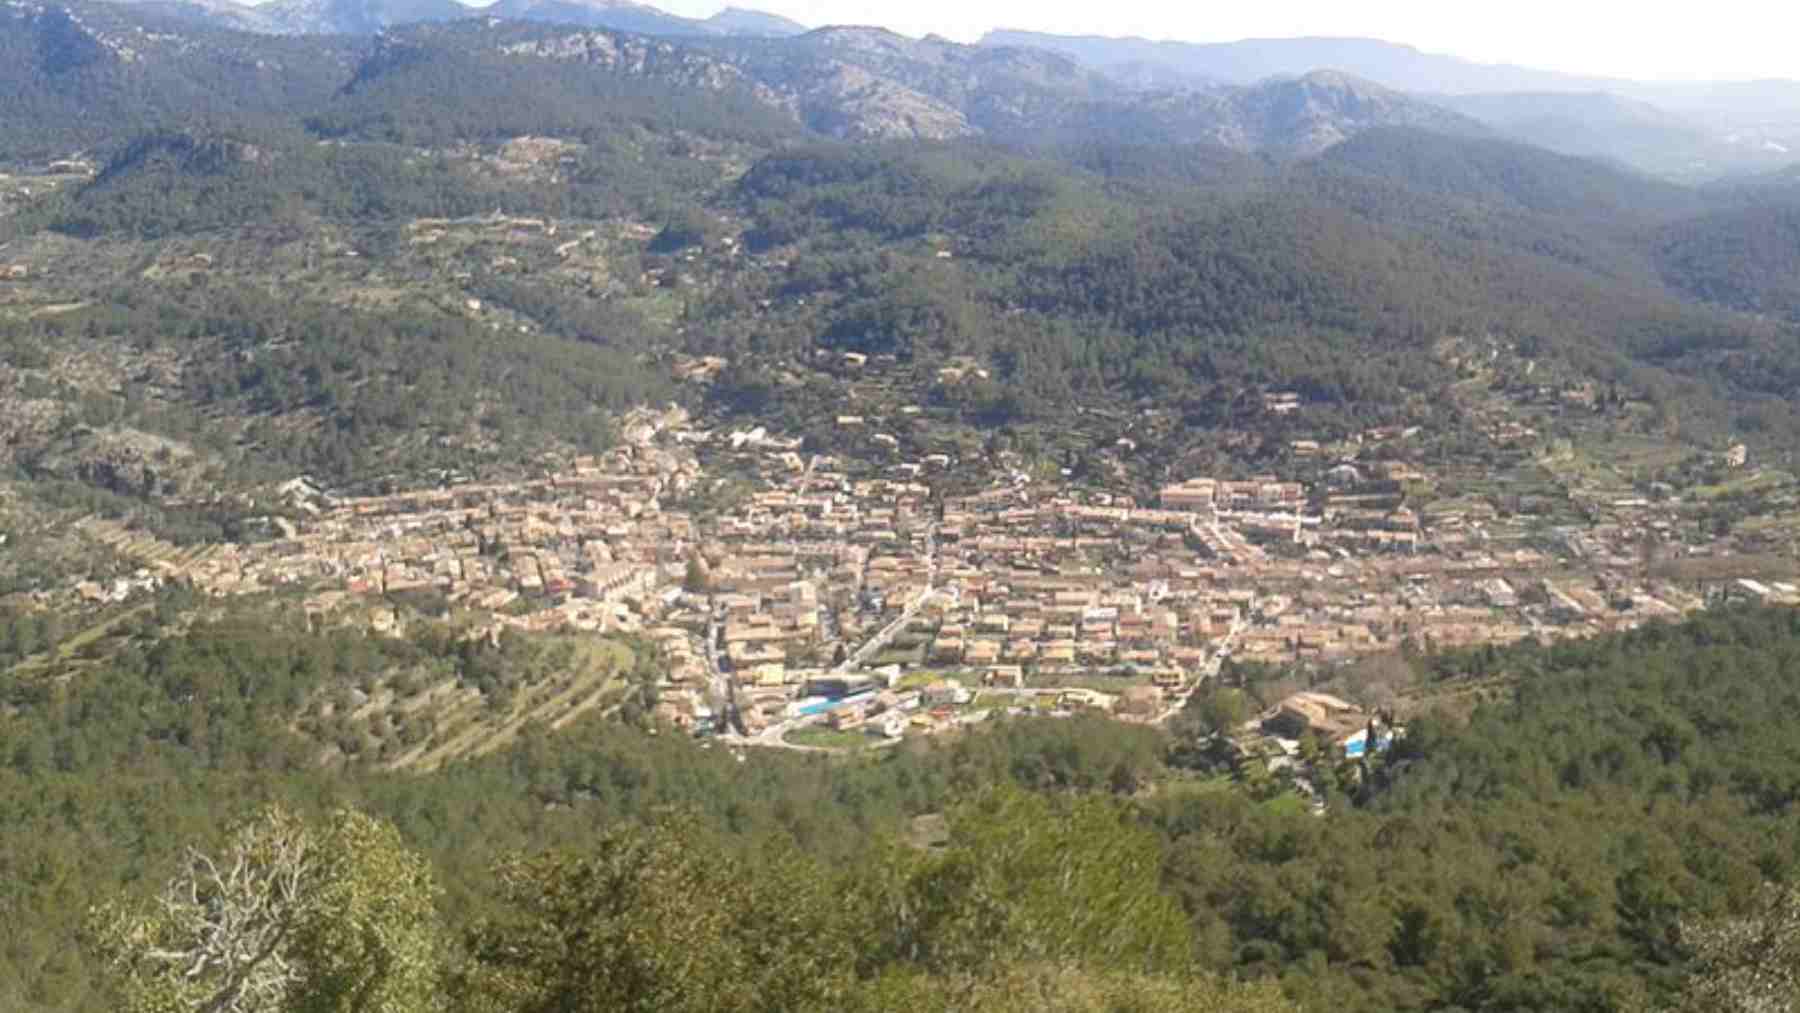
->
xmin=1153 ymin=600 xmax=1252 ymax=726
xmin=834 ymin=586 xmax=949 ymax=674
xmin=719 ymin=708 xmax=914 ymax=752
xmin=833 ymin=522 xmax=940 ymax=674
xmin=696 ymin=599 xmax=749 ymax=736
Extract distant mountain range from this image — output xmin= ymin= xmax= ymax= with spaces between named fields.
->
xmin=977 ymin=31 xmax=1621 ymax=94
xmin=8 ymin=0 xmax=1800 ymax=180
xmin=103 ymin=0 xmax=811 ymax=36
xmin=979 ymin=29 xmax=1800 ymax=180
xmin=0 ymin=3 xmax=1484 ymax=158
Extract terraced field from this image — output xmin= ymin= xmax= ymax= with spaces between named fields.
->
xmin=382 ymin=636 xmax=636 ymax=772
xmin=74 ymin=516 xmax=218 ymax=572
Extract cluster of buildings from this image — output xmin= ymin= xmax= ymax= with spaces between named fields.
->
xmin=639 ymin=421 xmax=1747 ymax=741
xmin=127 ymin=412 xmax=706 ymax=649
xmin=66 ymin=394 xmax=1800 ymax=749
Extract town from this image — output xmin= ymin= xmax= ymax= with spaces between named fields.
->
xmin=56 ymin=370 xmax=1800 ymax=764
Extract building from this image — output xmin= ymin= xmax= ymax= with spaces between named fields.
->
xmin=922 ymin=678 xmax=969 ymax=707
xmin=1160 ymin=479 xmax=1216 ymax=511
xmin=1266 ymin=691 xmax=1366 ymax=740
xmin=984 ymin=665 xmax=1025 ymax=688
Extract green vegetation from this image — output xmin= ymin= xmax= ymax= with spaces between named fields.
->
xmin=0 ymin=602 xmax=1178 ymax=1009
xmin=5 ymin=15 xmax=1800 ymax=527
xmin=8 ymin=606 xmax=1800 ymax=1009
xmin=703 ymin=132 xmax=1800 ymax=463
xmin=0 ymin=263 xmax=672 ymax=488
xmin=0 ymin=3 xmax=353 ymax=162
xmin=88 ymin=806 xmax=442 ymax=1013
xmin=1658 ymin=199 xmax=1800 ymax=321
xmin=308 ymin=21 xmax=803 ymax=151
xmin=785 ymin=725 xmax=878 ymax=749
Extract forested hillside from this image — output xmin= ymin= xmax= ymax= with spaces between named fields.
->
xmin=13 ymin=602 xmax=1800 ymax=1010
xmin=703 ymin=132 xmax=1800 ymax=447
xmin=0 ymin=1 xmax=356 ymax=160
xmin=1658 ymin=201 xmax=1800 ymax=321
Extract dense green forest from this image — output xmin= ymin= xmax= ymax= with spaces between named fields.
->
xmin=699 ymin=133 xmax=1800 ymax=448
xmin=10 ymin=606 xmax=1800 ymax=1010
xmin=1658 ymin=201 xmax=1800 ymax=321
xmin=0 ymin=2 xmax=357 ymax=161
xmin=16 ymin=121 xmax=1800 ymax=494
xmin=0 ymin=276 xmax=669 ymax=484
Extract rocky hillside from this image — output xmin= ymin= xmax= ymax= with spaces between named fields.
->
xmin=1220 ymin=70 xmax=1486 ymax=156
xmin=358 ymin=21 xmax=1487 ymax=149
xmin=0 ymin=0 xmax=357 ymax=158
xmin=0 ymin=1 xmax=1496 ymax=153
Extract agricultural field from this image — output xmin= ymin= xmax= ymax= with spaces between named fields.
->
xmin=295 ymin=633 xmax=643 ymax=771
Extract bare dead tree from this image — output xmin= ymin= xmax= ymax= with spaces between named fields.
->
xmin=89 ymin=807 xmax=316 ymax=1013
xmin=90 ymin=805 xmax=442 ymax=1013
xmin=1682 ymin=881 xmax=1800 ymax=1013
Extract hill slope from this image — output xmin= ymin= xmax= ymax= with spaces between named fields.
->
xmin=1 ymin=2 xmax=1799 ymax=490
xmin=0 ymin=1 xmax=356 ymax=160
xmin=1658 ymin=201 xmax=1800 ymax=321
xmin=0 ymin=8 xmax=1531 ymax=157
xmin=980 ymin=29 xmax=1800 ymax=181
xmin=1223 ymin=70 xmax=1487 ymax=156
xmin=103 ymin=0 xmax=815 ymax=37
xmin=1435 ymin=91 xmax=1797 ymax=181
xmin=703 ymin=5 xmax=805 ymax=36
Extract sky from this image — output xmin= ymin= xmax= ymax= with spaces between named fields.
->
xmin=637 ymin=0 xmax=1799 ymax=81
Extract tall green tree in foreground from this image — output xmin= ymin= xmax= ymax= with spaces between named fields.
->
xmin=848 ymin=786 xmax=1280 ymax=1011
xmin=452 ymin=812 xmax=856 ymax=1013
xmin=857 ymin=785 xmax=1194 ymax=978
xmin=449 ymin=786 xmax=1246 ymax=1012
xmin=86 ymin=806 xmax=441 ymax=1013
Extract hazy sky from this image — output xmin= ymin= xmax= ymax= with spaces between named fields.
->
xmin=640 ymin=0 xmax=1797 ymax=81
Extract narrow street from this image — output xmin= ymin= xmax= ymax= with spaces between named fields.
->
xmin=1153 ymin=599 xmax=1252 ymax=725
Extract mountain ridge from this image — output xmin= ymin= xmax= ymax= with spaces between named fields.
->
xmin=978 ymin=28 xmax=1800 ymax=179
xmin=100 ymin=0 xmax=812 ymax=36
xmin=303 ymin=15 xmax=1478 ymax=151
xmin=976 ymin=29 xmax=1622 ymax=94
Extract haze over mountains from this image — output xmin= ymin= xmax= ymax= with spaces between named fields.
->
xmin=122 ymin=0 xmax=813 ymax=37
xmin=0 ymin=1 xmax=1494 ymax=158
xmin=978 ymin=29 xmax=1800 ymax=180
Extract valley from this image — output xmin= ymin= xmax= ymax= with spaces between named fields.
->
xmin=5 ymin=3 xmax=1800 ymax=1011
